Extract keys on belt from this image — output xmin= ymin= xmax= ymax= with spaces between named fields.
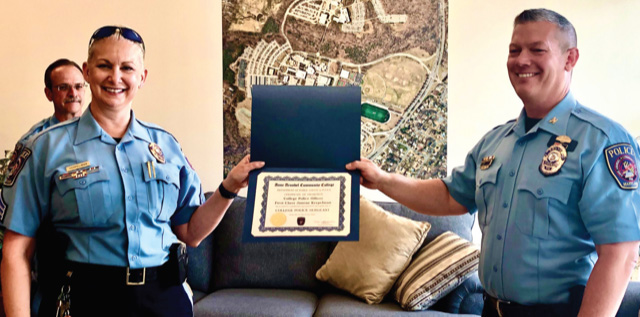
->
xmin=487 ymin=294 xmax=511 ymax=317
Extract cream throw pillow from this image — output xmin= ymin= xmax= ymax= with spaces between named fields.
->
xmin=315 ymin=196 xmax=431 ymax=304
xmin=394 ymin=231 xmax=480 ymax=310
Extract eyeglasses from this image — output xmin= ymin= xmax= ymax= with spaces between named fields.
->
xmin=54 ymin=83 xmax=87 ymax=92
xmin=89 ymin=26 xmax=145 ymax=54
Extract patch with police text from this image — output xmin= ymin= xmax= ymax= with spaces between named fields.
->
xmin=604 ymin=143 xmax=638 ymax=190
xmin=3 ymin=148 xmax=32 ymax=187
xmin=0 ymin=192 xmax=6 ymax=223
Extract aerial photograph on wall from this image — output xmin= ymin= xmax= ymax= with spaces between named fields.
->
xmin=222 ymin=0 xmax=448 ymax=179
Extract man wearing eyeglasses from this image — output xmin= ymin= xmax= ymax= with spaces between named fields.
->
xmin=5 ymin=58 xmax=85 ymax=316
xmin=6 ymin=59 xmax=85 ymax=177
xmin=16 ymin=58 xmax=85 ymax=147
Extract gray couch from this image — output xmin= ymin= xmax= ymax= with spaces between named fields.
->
xmin=187 ymin=195 xmax=485 ymax=316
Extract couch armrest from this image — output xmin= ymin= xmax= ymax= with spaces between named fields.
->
xmin=430 ymin=272 xmax=484 ymax=315
xmin=619 ymin=281 xmax=640 ymax=316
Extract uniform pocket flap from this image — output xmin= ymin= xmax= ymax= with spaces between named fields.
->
xmin=55 ymin=167 xmax=109 ymax=196
xmin=519 ymin=177 xmax=572 ymax=204
xmin=142 ymin=162 xmax=181 ymax=188
xmin=476 ymin=163 xmax=501 ymax=187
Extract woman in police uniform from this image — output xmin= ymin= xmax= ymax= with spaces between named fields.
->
xmin=0 ymin=26 xmax=264 ymax=316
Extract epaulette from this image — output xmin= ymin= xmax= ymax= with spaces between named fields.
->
xmin=29 ymin=117 xmax=80 ymax=144
xmin=487 ymin=118 xmax=517 ymax=132
xmin=136 ymin=118 xmax=180 ymax=143
xmin=572 ymin=104 xmax=625 ymax=140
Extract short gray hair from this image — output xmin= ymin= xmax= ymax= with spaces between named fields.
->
xmin=514 ymin=8 xmax=577 ymax=49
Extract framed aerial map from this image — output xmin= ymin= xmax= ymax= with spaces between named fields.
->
xmin=222 ymin=0 xmax=448 ymax=180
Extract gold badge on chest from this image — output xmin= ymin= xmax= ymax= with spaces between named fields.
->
xmin=539 ymin=135 xmax=572 ymax=176
xmin=149 ymin=143 xmax=165 ymax=164
xmin=480 ymin=155 xmax=495 ymax=170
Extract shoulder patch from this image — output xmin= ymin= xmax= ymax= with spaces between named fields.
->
xmin=604 ymin=143 xmax=638 ymax=190
xmin=0 ymin=191 xmax=6 ymax=223
xmin=3 ymin=147 xmax=32 ymax=187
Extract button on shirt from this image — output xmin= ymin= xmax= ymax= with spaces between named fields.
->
xmin=1 ymin=108 xmax=204 ymax=268
xmin=443 ymin=92 xmax=640 ymax=304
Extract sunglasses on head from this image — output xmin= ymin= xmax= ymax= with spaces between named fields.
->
xmin=89 ymin=26 xmax=145 ymax=54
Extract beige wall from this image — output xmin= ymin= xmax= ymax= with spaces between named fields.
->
xmin=0 ymin=0 xmax=223 ymax=191
xmin=1 ymin=1 xmax=639 ymax=198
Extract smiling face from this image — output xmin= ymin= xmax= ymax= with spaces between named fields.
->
xmin=83 ymin=36 xmax=147 ymax=114
xmin=507 ymin=21 xmax=578 ymax=116
xmin=45 ymin=65 xmax=85 ymax=120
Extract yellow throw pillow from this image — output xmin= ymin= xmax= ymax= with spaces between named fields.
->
xmin=394 ymin=231 xmax=480 ymax=310
xmin=316 ymin=196 xmax=431 ymax=304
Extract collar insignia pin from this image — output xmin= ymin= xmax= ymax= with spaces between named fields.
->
xmin=149 ymin=143 xmax=165 ymax=164
xmin=549 ymin=117 xmax=558 ymax=124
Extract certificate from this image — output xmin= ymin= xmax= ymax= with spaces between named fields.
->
xmin=244 ymin=86 xmax=361 ymax=242
xmin=251 ymin=172 xmax=351 ymax=237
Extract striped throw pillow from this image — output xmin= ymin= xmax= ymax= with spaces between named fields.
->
xmin=394 ymin=231 xmax=480 ymax=311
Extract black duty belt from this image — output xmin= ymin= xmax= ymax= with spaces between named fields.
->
xmin=484 ymin=293 xmax=575 ymax=317
xmin=66 ymin=261 xmax=170 ymax=286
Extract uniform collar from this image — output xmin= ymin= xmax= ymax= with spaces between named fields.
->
xmin=508 ymin=91 xmax=576 ymax=137
xmin=47 ymin=115 xmax=60 ymax=127
xmin=75 ymin=106 xmax=151 ymax=145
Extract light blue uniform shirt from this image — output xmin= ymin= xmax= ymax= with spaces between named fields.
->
xmin=1 ymin=108 xmax=204 ymax=268
xmin=443 ymin=92 xmax=640 ymax=304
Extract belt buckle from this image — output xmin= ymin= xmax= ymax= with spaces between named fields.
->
xmin=494 ymin=298 xmax=510 ymax=317
xmin=126 ymin=267 xmax=146 ymax=286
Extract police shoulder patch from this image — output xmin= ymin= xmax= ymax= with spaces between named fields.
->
xmin=0 ymin=191 xmax=6 ymax=223
xmin=604 ymin=143 xmax=638 ymax=190
xmin=3 ymin=147 xmax=32 ymax=187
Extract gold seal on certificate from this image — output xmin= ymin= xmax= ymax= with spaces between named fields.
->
xmin=251 ymin=172 xmax=351 ymax=237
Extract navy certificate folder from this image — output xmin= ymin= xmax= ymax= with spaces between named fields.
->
xmin=244 ymin=86 xmax=361 ymax=242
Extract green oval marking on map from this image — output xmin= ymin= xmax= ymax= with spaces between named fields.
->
xmin=361 ymin=103 xmax=390 ymax=123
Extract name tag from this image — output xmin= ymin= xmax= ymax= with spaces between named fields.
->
xmin=59 ymin=166 xmax=100 ymax=180
xmin=65 ymin=161 xmax=91 ymax=172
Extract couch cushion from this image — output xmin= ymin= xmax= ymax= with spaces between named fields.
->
xmin=193 ymin=288 xmax=317 ymax=317
xmin=316 ymin=197 xmax=431 ymax=304
xmin=212 ymin=197 xmax=330 ymax=291
xmin=394 ymin=232 xmax=480 ymax=310
xmin=315 ymin=293 xmax=481 ymax=317
xmin=429 ymin=272 xmax=484 ymax=315
xmin=374 ymin=201 xmax=475 ymax=245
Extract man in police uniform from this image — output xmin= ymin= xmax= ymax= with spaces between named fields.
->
xmin=347 ymin=8 xmax=640 ymax=317
xmin=13 ymin=58 xmax=85 ymax=152
xmin=2 ymin=58 xmax=86 ymax=317
xmin=3 ymin=58 xmax=85 ymax=315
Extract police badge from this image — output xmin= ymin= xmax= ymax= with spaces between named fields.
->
xmin=540 ymin=136 xmax=571 ymax=176
xmin=149 ymin=143 xmax=166 ymax=164
xmin=604 ymin=143 xmax=638 ymax=190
